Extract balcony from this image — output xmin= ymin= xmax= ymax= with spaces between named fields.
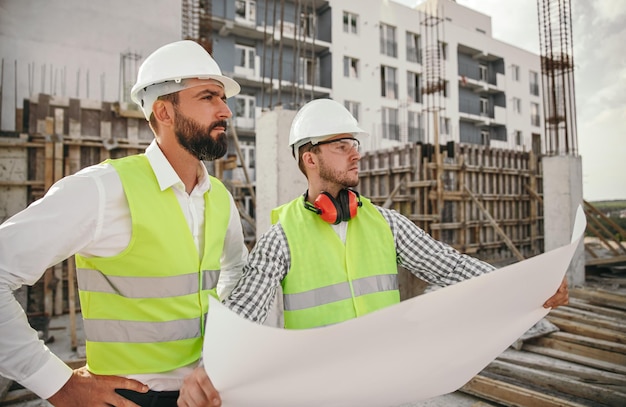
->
xmin=211 ymin=15 xmax=331 ymax=54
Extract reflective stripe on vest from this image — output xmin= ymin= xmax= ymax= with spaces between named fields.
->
xmin=276 ymin=196 xmax=399 ymax=329
xmin=283 ymin=274 xmax=398 ymax=311
xmin=83 ymin=316 xmax=203 ymax=342
xmin=75 ymin=155 xmax=230 ymax=375
xmin=76 ymin=269 xmax=220 ymax=297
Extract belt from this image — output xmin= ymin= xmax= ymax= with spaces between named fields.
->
xmin=115 ymin=389 xmax=180 ymax=407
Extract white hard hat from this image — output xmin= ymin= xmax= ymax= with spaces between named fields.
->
xmin=289 ymin=98 xmax=367 ymax=158
xmin=131 ymin=40 xmax=241 ymax=120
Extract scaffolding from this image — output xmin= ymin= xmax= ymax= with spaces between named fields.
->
xmin=419 ymin=1 xmax=448 ymax=238
xmin=537 ymin=0 xmax=578 ymax=156
xmin=182 ymin=0 xmax=213 ymax=53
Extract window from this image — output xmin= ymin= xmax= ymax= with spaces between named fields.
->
xmin=344 ymin=100 xmax=360 ymax=121
xmin=343 ymin=11 xmax=358 ymax=34
xmin=235 ymin=44 xmax=255 ymax=70
xmin=480 ymin=97 xmax=489 ymax=115
xmin=239 ymin=141 xmax=256 ymax=169
xmin=407 ymin=71 xmax=421 ymax=103
xmin=481 ymin=129 xmax=490 ymax=145
xmin=234 ymin=94 xmax=256 ymax=129
xmin=300 ymin=57 xmax=317 ymax=85
xmin=512 ymin=97 xmax=522 ymax=114
xmin=380 ymin=65 xmax=397 ymax=98
xmin=300 ymin=11 xmax=315 ymax=38
xmin=440 ymin=116 xmax=450 ymax=135
xmin=379 ymin=23 xmax=397 ymax=58
xmin=529 ymin=70 xmax=539 ymax=96
xmin=479 ymin=63 xmax=488 ymax=82
xmin=382 ymin=107 xmax=399 ymax=140
xmin=406 ymin=31 xmax=421 ymax=63
xmin=511 ymin=64 xmax=520 ymax=81
xmin=515 ymin=130 xmax=523 ymax=146
xmin=343 ymin=56 xmax=359 ymax=78
xmin=531 ymin=102 xmax=540 ymax=126
xmin=235 ymin=95 xmax=255 ymax=119
xmin=408 ymin=111 xmax=423 ymax=142
xmin=235 ymin=0 xmax=256 ymax=23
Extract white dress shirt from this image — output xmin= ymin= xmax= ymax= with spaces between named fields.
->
xmin=0 ymin=140 xmax=247 ymax=399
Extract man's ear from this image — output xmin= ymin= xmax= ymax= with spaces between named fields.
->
xmin=152 ymin=100 xmax=174 ymax=127
xmin=301 ymin=151 xmax=318 ymax=170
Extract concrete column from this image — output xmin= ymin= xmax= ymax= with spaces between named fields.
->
xmin=254 ymin=106 xmax=304 ymax=327
xmin=542 ymin=155 xmax=585 ymax=287
xmin=255 ymin=106 xmax=306 ymax=239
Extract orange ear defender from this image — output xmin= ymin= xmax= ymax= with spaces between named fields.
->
xmin=303 ymin=189 xmax=362 ymax=224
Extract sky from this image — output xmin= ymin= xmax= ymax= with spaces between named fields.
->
xmin=393 ymin=0 xmax=626 ymax=202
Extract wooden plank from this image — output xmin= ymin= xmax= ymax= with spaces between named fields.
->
xmin=549 ymin=331 xmax=626 ymax=355
xmin=498 ymin=348 xmax=626 ymax=386
xmin=461 ymin=374 xmax=590 ymax=407
xmin=523 ymin=343 xmax=626 ymax=375
xmin=44 ymin=141 xmax=54 ymax=190
xmin=570 ymin=287 xmax=626 ymax=310
xmin=53 ymin=263 xmax=63 ymax=316
xmin=568 ymin=297 xmax=626 ymax=320
xmin=67 ymin=256 xmax=77 ymax=350
xmin=464 ymin=185 xmax=524 ymax=261
xmin=483 ymin=360 xmax=626 ymax=405
xmin=586 ymin=254 xmax=626 ymax=267
xmin=546 ymin=315 xmax=626 ymax=344
xmin=527 ymin=336 xmax=626 ymax=366
xmin=584 ymin=199 xmax=626 ymax=241
xmin=549 ymin=306 xmax=626 ymax=333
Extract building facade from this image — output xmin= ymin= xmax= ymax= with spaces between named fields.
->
xmin=206 ymin=0 xmax=545 ymax=182
xmin=0 ymin=0 xmax=545 ymax=191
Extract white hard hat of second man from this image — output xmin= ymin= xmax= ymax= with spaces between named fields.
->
xmin=289 ymin=98 xmax=368 ymax=161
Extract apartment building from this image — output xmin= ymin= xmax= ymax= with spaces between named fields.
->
xmin=207 ymin=0 xmax=544 ymax=162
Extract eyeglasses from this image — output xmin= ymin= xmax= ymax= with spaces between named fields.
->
xmin=314 ymin=137 xmax=361 ymax=154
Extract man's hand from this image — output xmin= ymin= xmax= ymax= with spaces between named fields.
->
xmin=178 ymin=366 xmax=221 ymax=407
xmin=543 ymin=277 xmax=569 ymax=309
xmin=47 ymin=366 xmax=148 ymax=406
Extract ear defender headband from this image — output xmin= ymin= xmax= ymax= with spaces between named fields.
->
xmin=303 ymin=189 xmax=362 ymax=224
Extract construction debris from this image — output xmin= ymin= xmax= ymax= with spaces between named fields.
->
xmin=463 ymin=269 xmax=626 ymax=406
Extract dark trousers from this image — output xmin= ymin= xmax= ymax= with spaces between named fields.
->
xmin=115 ymin=389 xmax=180 ymax=407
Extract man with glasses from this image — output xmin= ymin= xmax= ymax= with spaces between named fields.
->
xmin=224 ymin=98 xmax=569 ymax=329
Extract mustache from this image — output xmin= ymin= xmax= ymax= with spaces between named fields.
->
xmin=209 ymin=120 xmax=228 ymax=133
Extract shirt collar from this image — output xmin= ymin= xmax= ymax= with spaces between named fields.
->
xmin=145 ymin=140 xmax=212 ymax=194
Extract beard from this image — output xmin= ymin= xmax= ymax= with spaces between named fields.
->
xmin=317 ymin=154 xmax=359 ymax=188
xmin=173 ymin=108 xmax=228 ymax=161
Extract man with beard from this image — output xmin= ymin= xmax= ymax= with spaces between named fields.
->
xmin=0 ymin=40 xmax=247 ymax=407
xmin=224 ymin=98 xmax=570 ymax=329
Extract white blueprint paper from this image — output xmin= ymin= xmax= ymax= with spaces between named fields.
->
xmin=203 ymin=206 xmax=586 ymax=407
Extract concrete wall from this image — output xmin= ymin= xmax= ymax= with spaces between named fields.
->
xmin=0 ymin=0 xmax=182 ymax=131
xmin=543 ymin=155 xmax=585 ymax=287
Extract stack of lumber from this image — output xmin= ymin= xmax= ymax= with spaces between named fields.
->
xmin=462 ymin=274 xmax=626 ymax=406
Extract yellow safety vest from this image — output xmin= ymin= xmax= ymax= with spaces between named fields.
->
xmin=273 ymin=196 xmax=399 ymax=329
xmin=75 ymin=155 xmax=229 ymax=375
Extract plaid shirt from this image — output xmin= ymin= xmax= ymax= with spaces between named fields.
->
xmin=224 ymin=205 xmax=495 ymax=323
